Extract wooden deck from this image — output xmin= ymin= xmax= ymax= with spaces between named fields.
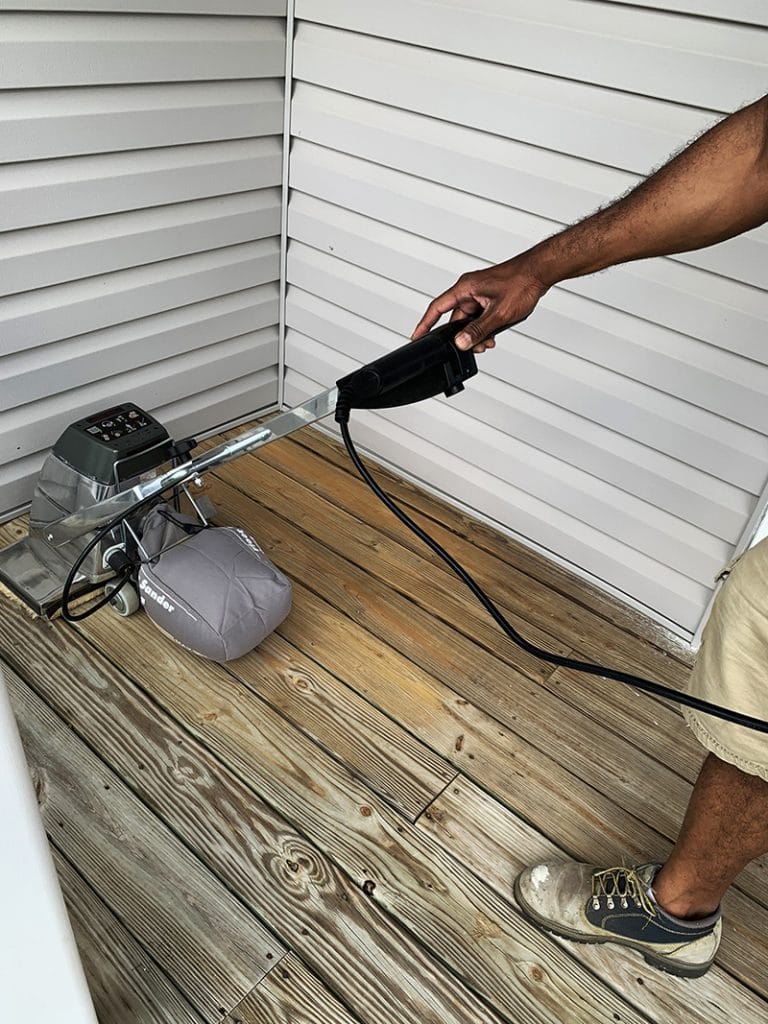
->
xmin=1 ymin=421 xmax=767 ymax=1024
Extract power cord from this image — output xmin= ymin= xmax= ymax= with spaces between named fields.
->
xmin=61 ymin=436 xmax=200 ymax=621
xmin=60 ymin=493 xmax=158 ymax=622
xmin=338 ymin=414 xmax=768 ymax=735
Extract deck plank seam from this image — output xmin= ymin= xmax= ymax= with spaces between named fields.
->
xmin=21 ymin=614 xmax=653 ymax=1023
xmin=4 ymin=637 xmax=302 ymax=993
xmin=289 ymin=430 xmax=695 ymax=670
xmin=209 ymin=470 xmax=583 ymax=689
xmin=412 ymin=769 xmax=463 ymax=826
xmin=45 ymin=829 xmax=209 ymax=1023
xmin=63 ymin=514 xmax=768 ymax=934
xmin=217 ymin=653 xmax=455 ymax=823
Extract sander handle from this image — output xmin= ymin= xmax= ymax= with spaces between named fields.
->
xmin=45 ymin=388 xmax=339 ymax=547
xmin=335 ymin=318 xmax=477 ymax=421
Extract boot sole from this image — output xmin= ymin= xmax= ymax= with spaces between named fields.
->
xmin=513 ymin=875 xmax=715 ymax=979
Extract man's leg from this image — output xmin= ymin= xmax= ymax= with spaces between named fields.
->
xmin=513 ymin=751 xmax=768 ymax=977
xmin=513 ymin=755 xmax=741 ymax=977
xmin=515 ymin=540 xmax=768 ymax=977
xmin=653 ymin=752 xmax=768 ymax=919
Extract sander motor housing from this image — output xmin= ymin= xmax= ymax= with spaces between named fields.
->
xmin=2 ymin=403 xmax=177 ymax=615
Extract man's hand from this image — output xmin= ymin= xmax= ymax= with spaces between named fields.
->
xmin=413 ymin=95 xmax=768 ymax=355
xmin=411 ymin=253 xmax=550 ymax=351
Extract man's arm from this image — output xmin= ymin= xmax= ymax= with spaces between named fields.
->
xmin=413 ymin=94 xmax=768 ymax=351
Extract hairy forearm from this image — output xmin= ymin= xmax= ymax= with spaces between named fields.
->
xmin=413 ymin=93 xmax=768 ymax=349
xmin=528 ymin=95 xmax=768 ymax=289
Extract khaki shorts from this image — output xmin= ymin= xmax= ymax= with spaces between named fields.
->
xmin=684 ymin=537 xmax=768 ymax=780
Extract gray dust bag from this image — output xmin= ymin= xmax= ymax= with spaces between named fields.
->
xmin=137 ymin=504 xmax=292 ymax=662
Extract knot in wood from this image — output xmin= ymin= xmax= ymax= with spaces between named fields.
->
xmin=291 ymin=671 xmax=311 ymax=692
xmin=362 ymin=879 xmax=376 ymax=896
xmin=31 ymin=767 xmax=48 ymax=807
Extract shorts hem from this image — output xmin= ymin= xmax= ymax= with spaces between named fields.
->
xmin=682 ymin=706 xmax=768 ymax=782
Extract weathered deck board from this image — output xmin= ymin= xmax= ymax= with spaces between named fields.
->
xmin=290 ymin=428 xmax=692 ymax=668
xmin=6 ymin=663 xmax=285 ymax=1022
xmin=418 ymin=776 xmax=768 ymax=1024
xmin=220 ymin=631 xmax=456 ymax=818
xmin=52 ymin=847 xmax=205 ymax=1024
xmin=80 ymin=622 xmax=651 ymax=1022
xmin=202 ymin=475 xmax=768 ymax=925
xmin=213 ymin=435 xmax=572 ymax=667
xmin=547 ymin=665 xmax=706 ymax=783
xmin=18 ymin=609 xmax=654 ymax=1024
xmin=195 ymin=472 xmax=768 ymax=986
xmin=205 ymin=478 xmax=672 ymax=822
xmin=257 ymin=433 xmax=705 ymax=779
xmin=225 ymin=956 xmax=363 ymax=1024
xmin=1 ymin=417 xmax=765 ymax=1023
xmin=228 ymin=444 xmax=706 ymax=799
xmin=218 ymin=464 xmax=768 ymax=983
xmin=268 ymin=430 xmax=694 ymax=754
xmin=0 ymin=606 xmax=517 ymax=1024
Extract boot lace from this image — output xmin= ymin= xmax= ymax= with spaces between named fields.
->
xmin=591 ymin=866 xmax=656 ymax=914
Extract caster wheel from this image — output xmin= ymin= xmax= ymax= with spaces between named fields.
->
xmin=105 ymin=580 xmax=140 ymax=617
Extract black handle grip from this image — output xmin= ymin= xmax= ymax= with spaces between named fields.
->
xmin=335 ymin=319 xmax=478 ymax=422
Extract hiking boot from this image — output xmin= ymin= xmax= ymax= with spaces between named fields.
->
xmin=514 ymin=861 xmax=721 ymax=978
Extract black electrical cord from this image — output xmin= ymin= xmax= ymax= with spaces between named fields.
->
xmin=60 ymin=492 xmax=160 ymax=622
xmin=338 ymin=414 xmax=768 ymax=735
xmin=61 ymin=437 xmax=200 ymax=621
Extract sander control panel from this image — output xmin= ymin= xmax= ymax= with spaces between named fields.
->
xmin=54 ymin=403 xmax=174 ymax=484
xmin=82 ymin=405 xmax=155 ymax=443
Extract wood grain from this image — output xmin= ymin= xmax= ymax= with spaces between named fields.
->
xmin=291 ymin=427 xmax=693 ymax=666
xmin=204 ymin=464 xmax=768 ymax=911
xmin=200 ymin=455 xmax=706 ymax=811
xmin=207 ymin=454 xmax=768 ymax=897
xmin=212 ymin=434 xmax=571 ymax=668
xmin=546 ymin=665 xmax=706 ymax=784
xmin=226 ymin=956 xmax=362 ymax=1024
xmin=6 ymin=663 xmax=284 ymax=1023
xmin=223 ymin=630 xmax=455 ymax=818
xmin=0 ymin=595 xmax=648 ymax=1024
xmin=182 ymin=473 xmax=768 ymax=983
xmin=280 ymin=429 xmax=698 ymax=748
xmin=0 ymin=607 xmax=508 ymax=1024
xmin=52 ymin=846 xmax=206 ymax=1024
xmin=418 ymin=776 xmax=768 ymax=1024
xmin=211 ymin=458 xmax=768 ymax=968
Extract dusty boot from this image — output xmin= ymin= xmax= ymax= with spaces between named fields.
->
xmin=514 ymin=861 xmax=721 ymax=978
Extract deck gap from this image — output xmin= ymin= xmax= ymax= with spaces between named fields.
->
xmin=289 ymin=429 xmax=693 ymax=668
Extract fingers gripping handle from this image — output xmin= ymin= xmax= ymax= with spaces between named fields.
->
xmin=335 ymin=319 xmax=478 ymax=423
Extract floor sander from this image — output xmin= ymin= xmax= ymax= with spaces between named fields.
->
xmin=1 ymin=319 xmax=767 ymax=733
xmin=0 ymin=321 xmax=477 ymax=657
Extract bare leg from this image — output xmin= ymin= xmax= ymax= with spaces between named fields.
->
xmin=653 ymin=752 xmax=768 ymax=918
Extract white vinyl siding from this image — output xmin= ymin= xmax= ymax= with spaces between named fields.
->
xmin=284 ymin=2 xmax=768 ymax=638
xmin=0 ymin=4 xmax=286 ymax=516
